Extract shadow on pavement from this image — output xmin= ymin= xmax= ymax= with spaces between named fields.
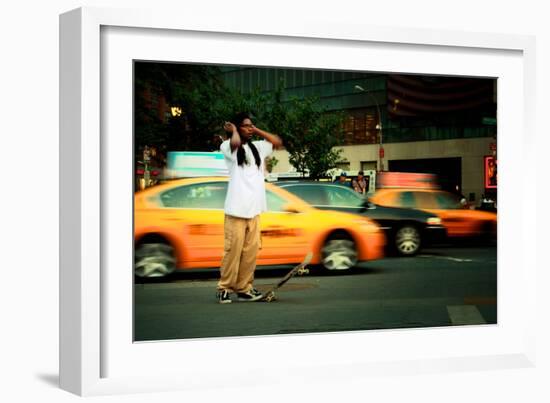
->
xmin=135 ymin=264 xmax=383 ymax=284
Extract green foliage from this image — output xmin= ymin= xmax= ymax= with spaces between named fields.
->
xmin=259 ymin=82 xmax=347 ymax=179
xmin=134 ymin=62 xmax=229 ymax=155
xmin=265 ymin=156 xmax=279 ymax=173
xmin=134 ymin=63 xmax=169 ymax=150
xmin=135 ymin=65 xmax=347 ymax=177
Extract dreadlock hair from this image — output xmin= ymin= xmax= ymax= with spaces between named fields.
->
xmin=231 ymin=112 xmax=261 ymax=168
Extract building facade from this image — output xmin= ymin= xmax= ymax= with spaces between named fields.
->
xmin=222 ymin=66 xmax=497 ymax=204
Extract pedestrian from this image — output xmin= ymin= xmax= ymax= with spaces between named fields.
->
xmin=351 ymin=170 xmax=369 ymax=194
xmin=479 ymin=193 xmax=495 ymax=211
xmin=334 ymin=171 xmax=348 ymax=186
xmin=216 ymin=112 xmax=283 ymax=304
xmin=454 ymin=185 xmax=467 ymax=207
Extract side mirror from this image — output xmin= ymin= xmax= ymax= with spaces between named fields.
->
xmin=283 ymin=203 xmax=302 ymax=214
xmin=362 ymin=200 xmax=376 ymax=210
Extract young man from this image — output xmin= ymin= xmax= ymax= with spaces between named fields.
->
xmin=351 ymin=171 xmax=369 ymax=194
xmin=334 ymin=172 xmax=348 ymax=186
xmin=216 ymin=113 xmax=283 ymax=304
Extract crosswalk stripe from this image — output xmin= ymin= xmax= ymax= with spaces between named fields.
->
xmin=447 ymin=305 xmax=487 ymax=325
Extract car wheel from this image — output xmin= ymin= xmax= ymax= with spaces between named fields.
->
xmin=479 ymin=221 xmax=497 ymax=245
xmin=321 ymin=235 xmax=358 ymax=271
xmin=135 ymin=243 xmax=176 ymax=278
xmin=394 ymin=225 xmax=421 ymax=256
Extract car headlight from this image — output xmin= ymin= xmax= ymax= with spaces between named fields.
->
xmin=427 ymin=217 xmax=442 ymax=225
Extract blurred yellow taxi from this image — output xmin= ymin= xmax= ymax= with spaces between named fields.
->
xmin=369 ymin=188 xmax=497 ymax=239
xmin=135 ymin=177 xmax=385 ymax=277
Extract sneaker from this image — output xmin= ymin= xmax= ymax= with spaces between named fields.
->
xmin=237 ymin=288 xmax=263 ymax=302
xmin=217 ymin=289 xmax=232 ymax=304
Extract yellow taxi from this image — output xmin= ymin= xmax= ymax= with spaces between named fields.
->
xmin=369 ymin=188 xmax=497 ymax=239
xmin=135 ymin=177 xmax=385 ymax=277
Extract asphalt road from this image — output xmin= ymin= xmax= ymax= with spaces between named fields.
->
xmin=134 ymin=245 xmax=497 ymax=341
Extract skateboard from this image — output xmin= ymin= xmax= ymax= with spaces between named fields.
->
xmin=262 ymin=252 xmax=313 ymax=302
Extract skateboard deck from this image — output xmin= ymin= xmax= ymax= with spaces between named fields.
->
xmin=262 ymin=252 xmax=313 ymax=302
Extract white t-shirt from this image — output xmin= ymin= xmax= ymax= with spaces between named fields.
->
xmin=220 ymin=139 xmax=274 ymax=218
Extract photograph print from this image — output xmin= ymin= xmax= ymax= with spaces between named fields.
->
xmin=133 ymin=61 xmax=497 ymax=341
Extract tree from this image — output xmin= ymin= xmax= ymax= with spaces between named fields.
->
xmin=259 ymin=83 xmax=347 ymax=179
xmin=134 ymin=62 xmax=230 ymax=156
xmin=265 ymin=156 xmax=279 ymax=173
xmin=135 ymin=65 xmax=348 ymax=178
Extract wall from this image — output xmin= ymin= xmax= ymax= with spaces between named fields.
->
xmin=2 ymin=1 xmax=548 ymax=402
xmin=273 ymin=137 xmax=492 ymax=202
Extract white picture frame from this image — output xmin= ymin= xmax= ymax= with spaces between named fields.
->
xmin=60 ymin=6 xmax=537 ymax=397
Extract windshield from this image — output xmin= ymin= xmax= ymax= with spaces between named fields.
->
xmin=325 ymin=185 xmax=365 ymax=207
xmin=434 ymin=192 xmax=463 ymax=209
xmin=281 ymin=184 xmax=365 ymax=208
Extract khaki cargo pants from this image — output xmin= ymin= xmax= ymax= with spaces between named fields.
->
xmin=217 ymin=214 xmax=261 ymax=293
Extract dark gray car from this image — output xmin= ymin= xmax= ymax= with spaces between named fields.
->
xmin=276 ymin=181 xmax=446 ymax=256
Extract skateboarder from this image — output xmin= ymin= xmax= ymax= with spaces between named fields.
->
xmin=216 ymin=112 xmax=283 ymax=304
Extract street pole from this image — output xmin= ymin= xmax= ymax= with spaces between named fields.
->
xmin=143 ymin=145 xmax=151 ymax=188
xmin=354 ymin=85 xmax=384 ymax=171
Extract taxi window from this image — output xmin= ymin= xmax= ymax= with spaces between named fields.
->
xmin=413 ymin=192 xmax=438 ymax=209
xmin=266 ymin=190 xmax=287 ymax=212
xmin=434 ymin=192 xmax=462 ymax=209
xmin=398 ymin=191 xmax=417 ymax=208
xmin=325 ymin=185 xmax=364 ymax=207
xmin=160 ymin=182 xmax=227 ymax=209
xmin=282 ymin=185 xmax=327 ymax=205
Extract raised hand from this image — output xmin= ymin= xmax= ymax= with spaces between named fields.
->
xmin=223 ymin=121 xmax=237 ymax=133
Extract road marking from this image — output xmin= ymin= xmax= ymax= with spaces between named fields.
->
xmin=447 ymin=305 xmax=487 ymax=325
xmin=441 ymin=257 xmax=473 ymax=262
xmin=419 ymin=255 xmax=474 ymax=263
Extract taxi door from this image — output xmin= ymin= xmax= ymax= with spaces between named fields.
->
xmin=411 ymin=191 xmax=471 ymax=237
xmin=157 ymin=181 xmax=226 ymax=266
xmin=257 ymin=189 xmax=308 ymax=264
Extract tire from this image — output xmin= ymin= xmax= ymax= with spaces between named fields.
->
xmin=135 ymin=242 xmax=176 ymax=278
xmin=394 ymin=225 xmax=421 ymax=256
xmin=321 ymin=234 xmax=358 ymax=271
xmin=478 ymin=221 xmax=497 ymax=245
